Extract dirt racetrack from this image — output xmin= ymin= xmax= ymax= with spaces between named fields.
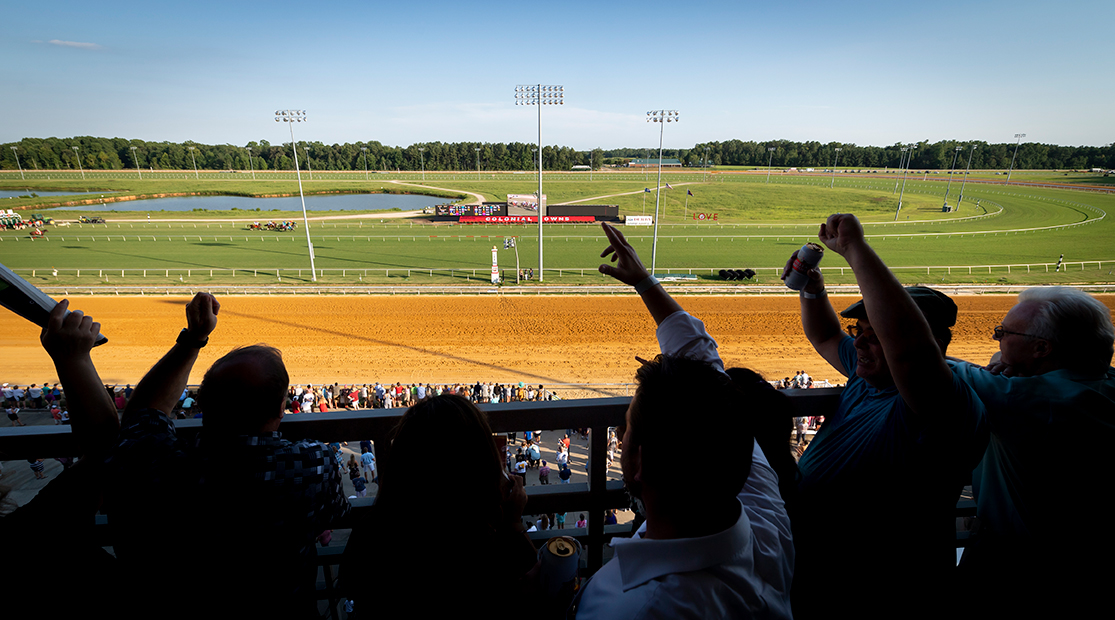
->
xmin=2 ymin=295 xmax=1112 ymax=397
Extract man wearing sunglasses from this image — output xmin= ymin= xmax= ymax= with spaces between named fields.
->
xmin=950 ymin=286 xmax=1114 ymax=617
xmin=782 ymin=213 xmax=987 ymax=620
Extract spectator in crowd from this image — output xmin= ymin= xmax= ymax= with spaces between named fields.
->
xmin=558 ymin=463 xmax=571 ymax=484
xmin=575 ymin=222 xmax=793 ymax=620
xmin=950 ymin=286 xmax=1115 ymax=617
xmin=341 ymin=394 xmax=537 ymax=616
xmin=6 ymin=405 xmax=24 ymax=426
xmin=575 ymin=514 xmax=587 ymax=528
xmin=28 ymin=458 xmax=46 ymax=480
xmin=538 ymin=459 xmax=551 ymax=484
xmin=783 ymin=214 xmax=986 ymax=619
xmin=360 ymin=447 xmax=377 ymax=484
xmin=3 ymin=299 xmax=121 ymax=616
xmin=106 ymin=292 xmax=350 ymax=618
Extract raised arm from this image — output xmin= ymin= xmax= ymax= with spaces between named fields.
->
xmin=819 ymin=214 xmax=953 ymax=421
xmin=123 ymin=292 xmax=219 ymax=420
xmin=39 ymin=300 xmax=119 ymax=459
xmin=782 ymin=250 xmax=847 ymax=376
xmin=598 ymin=222 xmax=681 ymax=325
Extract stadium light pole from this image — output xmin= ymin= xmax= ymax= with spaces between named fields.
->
xmin=72 ymin=146 xmax=85 ymax=180
xmin=942 ymin=145 xmax=962 ymax=209
xmin=766 ymin=147 xmax=776 ymax=183
xmin=957 ymin=145 xmax=977 ymax=208
xmin=304 ymin=147 xmax=312 ymax=181
xmin=895 ymin=144 xmax=916 ymax=220
xmin=475 ymin=147 xmax=481 ymax=181
xmin=830 ymin=147 xmax=842 ymax=189
xmin=361 ymin=147 xmax=368 ymax=181
xmin=130 ymin=146 xmax=142 ymax=180
xmin=187 ymin=146 xmax=198 ymax=179
xmin=1006 ymin=133 xmax=1026 ymax=184
xmin=275 ymin=109 xmax=317 ymax=281
xmin=10 ymin=147 xmax=24 ymax=180
xmin=647 ymin=109 xmax=679 ymax=277
xmin=418 ymin=147 xmax=425 ymax=181
xmin=246 ymin=147 xmax=256 ymax=180
xmin=704 ymin=146 xmax=710 ymax=182
xmin=514 ymin=83 xmax=563 ymax=283
xmin=892 ymin=146 xmax=910 ymax=194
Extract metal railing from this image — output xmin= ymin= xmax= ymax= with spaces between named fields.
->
xmin=0 ymin=390 xmax=840 ymax=574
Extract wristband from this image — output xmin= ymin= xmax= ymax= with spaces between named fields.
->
xmin=176 ymin=328 xmax=209 ymax=349
xmin=801 ymin=288 xmax=826 ymax=300
xmin=634 ymin=275 xmax=660 ymax=295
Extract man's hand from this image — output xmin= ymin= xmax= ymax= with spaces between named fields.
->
xmin=781 ymin=249 xmax=826 ymax=294
xmin=817 ymin=213 xmax=867 ymax=258
xmin=983 ymin=351 xmax=1023 ymax=377
xmin=40 ymin=299 xmax=101 ymax=361
xmin=598 ymin=222 xmax=650 ymax=286
xmin=185 ymin=292 xmax=220 ymax=340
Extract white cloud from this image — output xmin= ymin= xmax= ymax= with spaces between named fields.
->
xmin=47 ymin=39 xmax=102 ymax=50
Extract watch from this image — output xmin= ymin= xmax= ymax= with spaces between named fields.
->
xmin=176 ymin=328 xmax=208 ymax=348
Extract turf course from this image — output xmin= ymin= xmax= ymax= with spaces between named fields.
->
xmin=1 ymin=172 xmax=1113 ymax=288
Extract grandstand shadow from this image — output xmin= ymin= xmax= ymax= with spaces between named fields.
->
xmin=197 ymin=306 xmax=621 ymax=398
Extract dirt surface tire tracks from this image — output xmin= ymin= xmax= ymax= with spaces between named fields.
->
xmin=1 ymin=295 xmax=1111 ymax=393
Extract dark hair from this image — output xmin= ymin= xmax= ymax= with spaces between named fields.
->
xmin=725 ymin=367 xmax=801 ymax=504
xmin=378 ymin=394 xmax=506 ymax=529
xmin=630 ymin=355 xmax=753 ymax=503
xmin=198 ymin=345 xmax=289 ymax=434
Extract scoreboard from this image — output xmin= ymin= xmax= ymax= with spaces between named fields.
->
xmin=434 ymin=203 xmax=506 ymax=217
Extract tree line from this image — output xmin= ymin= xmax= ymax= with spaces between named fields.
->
xmin=2 ymin=136 xmax=1112 ymax=172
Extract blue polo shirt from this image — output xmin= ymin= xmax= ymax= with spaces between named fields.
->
xmin=793 ymin=336 xmax=987 ymax=616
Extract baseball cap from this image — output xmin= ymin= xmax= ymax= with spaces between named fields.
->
xmin=840 ymin=286 xmax=958 ymax=329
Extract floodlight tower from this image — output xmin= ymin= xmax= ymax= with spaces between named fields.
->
xmin=766 ymin=147 xmax=776 ymax=183
xmin=957 ymin=145 xmax=977 ymax=208
xmin=514 ymin=83 xmax=564 ymax=282
xmin=704 ymin=146 xmax=710 ymax=182
xmin=130 ymin=146 xmax=142 ymax=180
xmin=304 ymin=147 xmax=312 ymax=181
xmin=942 ymin=145 xmax=963 ymax=209
xmin=895 ymin=144 xmax=916 ymax=220
xmin=830 ymin=147 xmax=842 ymax=189
xmin=187 ymin=146 xmax=198 ymax=179
xmin=275 ymin=109 xmax=317 ymax=281
xmin=475 ymin=147 xmax=481 ymax=181
xmin=72 ymin=146 xmax=85 ymax=180
xmin=647 ymin=109 xmax=679 ymax=277
xmin=246 ymin=147 xmax=256 ymax=180
xmin=892 ymin=147 xmax=907 ymax=193
xmin=361 ymin=147 xmax=369 ymax=181
xmin=418 ymin=147 xmax=426 ymax=181
xmin=10 ymin=147 xmax=23 ymax=180
xmin=1006 ymin=133 xmax=1026 ymax=184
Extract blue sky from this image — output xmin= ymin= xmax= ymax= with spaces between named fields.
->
xmin=2 ymin=0 xmax=1111 ymax=150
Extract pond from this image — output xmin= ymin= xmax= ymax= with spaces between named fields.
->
xmin=43 ymin=193 xmax=452 ymax=212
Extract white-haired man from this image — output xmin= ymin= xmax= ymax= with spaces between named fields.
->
xmin=951 ymin=286 xmax=1115 ymax=617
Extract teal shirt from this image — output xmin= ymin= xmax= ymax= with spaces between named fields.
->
xmin=951 ymin=363 xmax=1115 ymax=539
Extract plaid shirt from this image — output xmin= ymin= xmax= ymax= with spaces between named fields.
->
xmin=108 ymin=409 xmax=350 ymax=609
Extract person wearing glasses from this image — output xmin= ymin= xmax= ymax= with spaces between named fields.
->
xmin=782 ymin=213 xmax=987 ymax=620
xmin=949 ymin=287 xmax=1114 ymax=618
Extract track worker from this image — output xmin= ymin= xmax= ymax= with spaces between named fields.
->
xmin=783 ymin=213 xmax=987 ymax=620
xmin=574 ymin=222 xmax=794 ymax=620
xmin=950 ymin=287 xmax=1115 ymax=618
xmin=106 ymin=292 xmax=350 ymax=619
